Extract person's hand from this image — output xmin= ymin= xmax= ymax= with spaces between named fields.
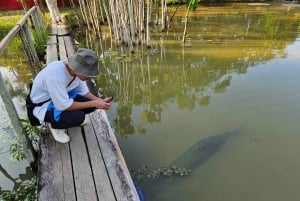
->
xmin=103 ymin=96 xmax=113 ymax=103
xmin=93 ymin=99 xmax=111 ymax=110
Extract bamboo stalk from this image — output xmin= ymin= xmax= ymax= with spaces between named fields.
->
xmin=146 ymin=0 xmax=152 ymax=48
xmin=127 ymin=0 xmax=136 ymax=45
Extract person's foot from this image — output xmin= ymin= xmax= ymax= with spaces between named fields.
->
xmin=48 ymin=124 xmax=70 ymax=143
xmin=80 ymin=117 xmax=89 ymax=126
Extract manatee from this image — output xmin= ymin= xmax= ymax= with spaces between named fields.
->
xmin=142 ymin=128 xmax=241 ymax=200
xmin=171 ymin=128 xmax=240 ymax=170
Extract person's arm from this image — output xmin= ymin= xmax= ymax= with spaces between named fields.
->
xmin=65 ymin=92 xmax=111 ymax=111
xmin=84 ymin=92 xmax=112 ymax=102
xmin=65 ymin=99 xmax=111 ymax=111
xmin=84 ymin=92 xmax=101 ymax=100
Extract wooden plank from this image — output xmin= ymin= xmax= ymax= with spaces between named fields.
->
xmin=58 ymin=36 xmax=68 ymax=61
xmin=46 ymin=35 xmax=57 ymax=45
xmin=83 ymin=116 xmax=116 ymax=201
xmin=46 ymin=36 xmax=58 ymax=63
xmin=64 ymin=36 xmax=77 ymax=56
xmin=68 ymin=126 xmax=98 ymax=200
xmin=57 ymin=23 xmax=71 ymax=36
xmin=60 ymin=134 xmax=76 ymax=201
xmin=48 ymin=23 xmax=58 ymax=36
xmin=38 ymin=133 xmax=64 ymax=201
xmin=90 ymin=110 xmax=140 ymax=201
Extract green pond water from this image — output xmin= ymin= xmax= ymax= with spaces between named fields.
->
xmin=1 ymin=3 xmax=300 ymax=200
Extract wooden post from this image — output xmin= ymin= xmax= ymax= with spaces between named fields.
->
xmin=0 ymin=73 xmax=34 ymax=163
xmin=19 ymin=22 xmax=42 ymax=77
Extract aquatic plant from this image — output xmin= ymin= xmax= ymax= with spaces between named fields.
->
xmin=9 ymin=143 xmax=27 ymax=162
xmin=0 ymin=119 xmax=41 ymax=163
xmin=131 ymin=165 xmax=191 ymax=181
xmin=0 ymin=125 xmax=26 ymax=162
xmin=0 ymin=120 xmax=40 ymax=200
xmin=0 ymin=177 xmax=37 ymax=201
xmin=20 ymin=118 xmax=43 ymax=162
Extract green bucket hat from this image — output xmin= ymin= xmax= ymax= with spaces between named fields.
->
xmin=68 ymin=48 xmax=99 ymax=77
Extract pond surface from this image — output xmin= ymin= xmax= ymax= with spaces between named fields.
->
xmin=98 ymin=4 xmax=300 ymax=201
xmin=1 ymin=3 xmax=300 ymax=200
xmin=0 ymin=67 xmax=34 ymax=193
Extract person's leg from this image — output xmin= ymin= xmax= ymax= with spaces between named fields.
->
xmin=45 ymin=95 xmax=96 ymax=129
xmin=45 ymin=109 xmax=85 ymax=129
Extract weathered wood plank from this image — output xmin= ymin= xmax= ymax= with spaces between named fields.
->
xmin=83 ymin=116 xmax=116 ymax=201
xmin=60 ymin=135 xmax=76 ymax=201
xmin=38 ymin=133 xmax=64 ymax=201
xmin=48 ymin=23 xmax=58 ymax=36
xmin=57 ymin=23 xmax=70 ymax=36
xmin=58 ymin=36 xmax=67 ymax=61
xmin=46 ymin=36 xmax=58 ymax=63
xmin=64 ymin=36 xmax=76 ymax=56
xmin=68 ymin=126 xmax=98 ymax=201
xmin=90 ymin=110 xmax=140 ymax=201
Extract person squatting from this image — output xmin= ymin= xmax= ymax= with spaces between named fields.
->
xmin=28 ymin=48 xmax=112 ymax=143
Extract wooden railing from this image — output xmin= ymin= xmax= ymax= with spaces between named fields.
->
xmin=0 ymin=6 xmax=45 ymax=77
xmin=0 ymin=6 xmax=46 ymax=163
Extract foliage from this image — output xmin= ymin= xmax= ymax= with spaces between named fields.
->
xmin=0 ymin=118 xmax=41 ymax=162
xmin=0 ymin=177 xmax=37 ymax=201
xmin=186 ymin=0 xmax=201 ymax=11
xmin=0 ymin=120 xmax=40 ymax=200
xmin=131 ymin=165 xmax=191 ymax=181
xmin=32 ymin=28 xmax=48 ymax=61
xmin=21 ymin=118 xmax=42 ymax=154
xmin=9 ymin=143 xmax=27 ymax=162
xmin=0 ymin=124 xmax=26 ymax=162
xmin=0 ymin=15 xmax=22 ymax=39
xmin=9 ymin=121 xmax=40 ymax=162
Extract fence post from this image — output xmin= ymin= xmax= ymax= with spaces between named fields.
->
xmin=19 ymin=22 xmax=42 ymax=77
xmin=0 ymin=72 xmax=34 ymax=163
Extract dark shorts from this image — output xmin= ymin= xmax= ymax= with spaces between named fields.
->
xmin=44 ymin=95 xmax=96 ymax=129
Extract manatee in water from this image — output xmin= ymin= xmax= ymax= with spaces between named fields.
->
xmin=142 ymin=128 xmax=241 ymax=200
xmin=170 ymin=128 xmax=240 ymax=170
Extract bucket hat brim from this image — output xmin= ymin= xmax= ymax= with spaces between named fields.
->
xmin=68 ymin=48 xmax=99 ymax=77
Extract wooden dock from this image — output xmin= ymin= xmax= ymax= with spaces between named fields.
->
xmin=37 ymin=18 xmax=140 ymax=201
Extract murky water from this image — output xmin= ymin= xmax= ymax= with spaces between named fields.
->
xmin=100 ymin=4 xmax=300 ymax=201
xmin=0 ymin=68 xmax=33 ymax=193
xmin=1 ymin=3 xmax=300 ymax=200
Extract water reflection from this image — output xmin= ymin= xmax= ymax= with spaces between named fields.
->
xmin=0 ymin=67 xmax=32 ymax=193
xmin=77 ymin=5 xmax=300 ymax=138
xmin=0 ymin=156 xmax=33 ymax=193
xmin=0 ymin=3 xmax=299 ymax=200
